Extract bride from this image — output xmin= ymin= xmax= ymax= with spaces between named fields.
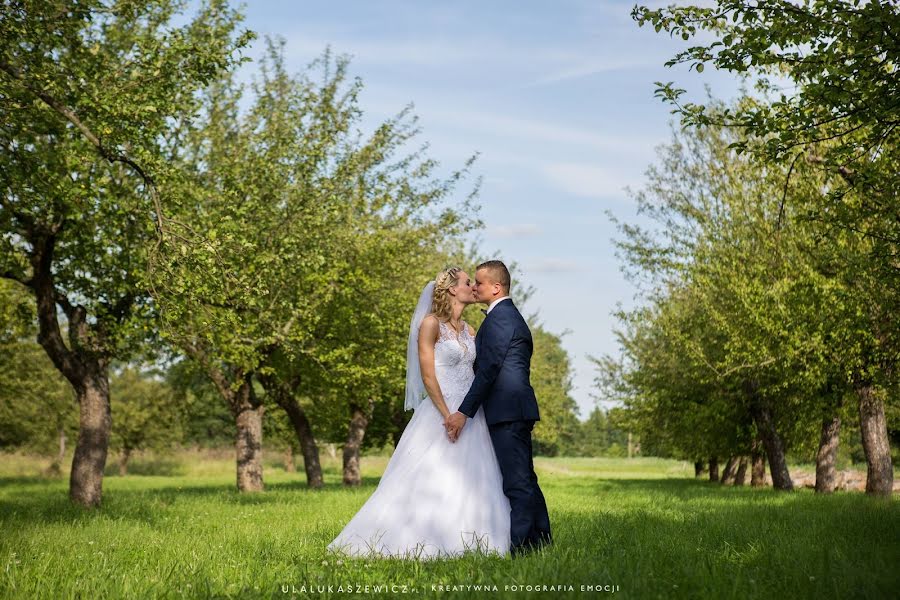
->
xmin=327 ymin=267 xmax=511 ymax=559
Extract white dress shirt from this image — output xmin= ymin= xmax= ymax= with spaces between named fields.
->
xmin=486 ymin=296 xmax=510 ymax=315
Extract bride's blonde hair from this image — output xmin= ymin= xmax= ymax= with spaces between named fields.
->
xmin=430 ymin=267 xmax=463 ymax=321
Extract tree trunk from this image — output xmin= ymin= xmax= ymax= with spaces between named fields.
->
xmin=343 ymin=399 xmax=374 ymax=486
xmin=30 ymin=231 xmax=113 ymax=507
xmin=746 ymin=380 xmax=792 ymax=491
xmin=734 ymin=456 xmax=749 ymax=486
xmin=45 ymin=425 xmax=67 ymax=477
xmin=232 ymin=378 xmax=264 ymax=492
xmin=694 ymin=460 xmax=707 ymax=478
xmin=854 ymin=382 xmax=894 ymax=497
xmin=750 ymin=438 xmax=767 ymax=486
xmin=259 ymin=373 xmax=324 ymax=489
xmin=708 ymin=457 xmax=719 ymax=482
xmin=191 ymin=358 xmax=266 ymax=494
xmin=281 ymin=399 xmax=323 ymax=488
xmin=815 ymin=413 xmax=841 ymax=494
xmin=118 ymin=447 xmax=131 ymax=477
xmin=283 ymin=445 xmax=296 ymax=473
xmin=57 ymin=425 xmax=66 ymax=465
xmin=753 ymin=403 xmax=793 ymax=491
xmin=69 ymin=369 xmax=112 ymax=507
xmin=720 ymin=456 xmax=738 ymax=485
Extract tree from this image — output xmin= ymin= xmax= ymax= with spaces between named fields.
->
xmin=604 ymin=115 xmax=897 ymax=492
xmin=576 ymin=408 xmax=610 ymax=457
xmin=292 ymin=243 xmax=477 ymax=486
xmin=632 ymin=0 xmax=899 ymax=220
xmin=258 ymin=360 xmax=324 ymax=487
xmin=109 ymin=367 xmax=182 ymax=475
xmin=0 ymin=0 xmax=252 ymax=506
xmin=529 ymin=327 xmax=580 ymax=456
xmin=156 ymin=40 xmax=479 ymax=492
xmin=165 ymin=357 xmax=234 ymax=448
xmin=633 ymin=0 xmax=898 ymax=495
xmin=569 ymin=406 xmax=634 ymax=458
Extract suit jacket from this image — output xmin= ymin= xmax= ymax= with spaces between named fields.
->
xmin=457 ymin=298 xmax=540 ymax=425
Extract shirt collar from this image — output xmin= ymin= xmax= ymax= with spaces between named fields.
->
xmin=486 ymin=296 xmax=510 ymax=314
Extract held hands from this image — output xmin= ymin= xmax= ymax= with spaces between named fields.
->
xmin=443 ymin=411 xmax=468 ymax=442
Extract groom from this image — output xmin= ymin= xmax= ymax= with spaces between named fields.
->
xmin=445 ymin=260 xmax=552 ymax=557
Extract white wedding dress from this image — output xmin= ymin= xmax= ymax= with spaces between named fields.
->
xmin=327 ymin=319 xmax=511 ymax=559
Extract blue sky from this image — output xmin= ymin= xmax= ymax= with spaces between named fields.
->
xmin=224 ymin=0 xmax=741 ymax=418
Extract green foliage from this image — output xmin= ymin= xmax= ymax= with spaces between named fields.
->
xmin=154 ymin=38 xmax=480 ymax=431
xmin=0 ymin=281 xmax=75 ymax=453
xmin=530 ymin=327 xmax=580 ymax=455
xmin=0 ymin=1 xmax=589 ymax=469
xmin=1 ymin=1 xmax=255 ymax=503
xmin=109 ymin=366 xmax=182 ymax=455
xmin=0 ymin=0 xmax=254 ymax=359
xmin=632 ymin=0 xmax=899 ymax=172
xmin=632 ymin=0 xmax=900 ymax=292
xmin=602 ymin=114 xmax=899 ymax=462
xmin=165 ymin=358 xmax=235 ymax=447
xmin=615 ymin=0 xmax=900 ymax=467
xmin=565 ymin=406 xmax=634 ymax=458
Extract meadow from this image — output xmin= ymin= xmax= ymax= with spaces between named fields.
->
xmin=1 ymin=450 xmax=897 ymax=599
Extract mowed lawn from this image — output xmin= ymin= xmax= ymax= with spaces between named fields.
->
xmin=1 ymin=451 xmax=897 ymax=599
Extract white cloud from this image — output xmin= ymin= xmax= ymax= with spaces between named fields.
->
xmin=540 ymin=162 xmax=637 ymax=199
xmin=528 ymin=259 xmax=581 ymax=273
xmin=419 ymin=108 xmax=658 ymax=157
xmin=528 ymin=57 xmax=657 ymax=87
xmin=277 ymin=24 xmax=662 ymax=89
xmin=280 ymin=32 xmax=572 ymax=69
xmin=640 ymin=0 xmax=719 ymax=8
xmin=487 ymin=224 xmax=542 ymax=238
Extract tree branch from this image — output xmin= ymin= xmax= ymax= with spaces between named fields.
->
xmin=1 ymin=269 xmax=33 ymax=288
xmin=0 ymin=59 xmax=167 ymax=243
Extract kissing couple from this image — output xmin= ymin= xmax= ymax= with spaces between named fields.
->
xmin=328 ymin=260 xmax=552 ymax=559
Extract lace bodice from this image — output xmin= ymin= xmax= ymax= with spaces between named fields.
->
xmin=433 ymin=320 xmax=476 ymax=411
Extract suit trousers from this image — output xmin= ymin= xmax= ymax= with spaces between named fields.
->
xmin=488 ymin=419 xmax=552 ymax=552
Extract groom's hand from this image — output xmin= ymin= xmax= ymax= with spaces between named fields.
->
xmin=446 ymin=411 xmax=467 ymax=442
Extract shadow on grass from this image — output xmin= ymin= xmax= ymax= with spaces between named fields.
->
xmin=2 ymin=475 xmax=896 ymax=550
xmin=0 ymin=475 xmax=67 ymax=488
xmin=552 ymin=476 xmax=898 ymax=505
xmin=0 ymin=473 xmax=383 ymax=527
xmin=266 ymin=475 xmax=383 ymax=492
xmin=102 ymin=458 xmax=186 ymax=477
xmin=543 ymin=484 xmax=899 ymax=598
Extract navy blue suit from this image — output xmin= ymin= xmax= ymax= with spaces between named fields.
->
xmin=457 ymin=298 xmax=552 ymax=554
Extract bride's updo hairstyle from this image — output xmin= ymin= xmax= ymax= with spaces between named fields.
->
xmin=430 ymin=267 xmax=463 ymax=321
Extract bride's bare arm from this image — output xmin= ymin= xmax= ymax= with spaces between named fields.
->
xmin=418 ymin=315 xmax=451 ymax=420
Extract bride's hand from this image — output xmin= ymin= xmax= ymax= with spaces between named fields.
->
xmin=442 ymin=413 xmax=453 ymax=436
xmin=445 ymin=412 xmax=467 ymax=442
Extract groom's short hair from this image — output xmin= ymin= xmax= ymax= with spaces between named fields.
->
xmin=477 ymin=260 xmax=511 ymax=293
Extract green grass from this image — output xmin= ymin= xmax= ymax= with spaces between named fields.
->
xmin=1 ymin=451 xmax=897 ymax=599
